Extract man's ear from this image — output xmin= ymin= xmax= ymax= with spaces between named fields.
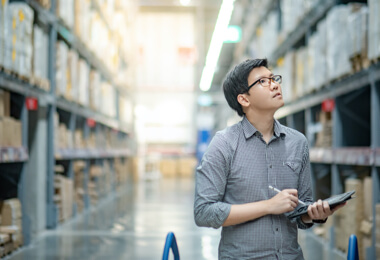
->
xmin=237 ymin=93 xmax=250 ymax=108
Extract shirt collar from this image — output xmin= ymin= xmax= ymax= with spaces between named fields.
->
xmin=273 ymin=118 xmax=286 ymax=138
xmin=241 ymin=116 xmax=286 ymax=139
xmin=241 ymin=115 xmax=258 ymax=139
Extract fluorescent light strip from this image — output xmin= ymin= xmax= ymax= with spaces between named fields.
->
xmin=199 ymin=0 xmax=235 ymax=92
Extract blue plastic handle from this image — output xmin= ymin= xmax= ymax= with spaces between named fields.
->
xmin=162 ymin=232 xmax=180 ymax=260
xmin=347 ymin=234 xmax=359 ymax=260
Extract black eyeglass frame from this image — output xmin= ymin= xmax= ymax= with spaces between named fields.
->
xmin=246 ymin=75 xmax=282 ymax=92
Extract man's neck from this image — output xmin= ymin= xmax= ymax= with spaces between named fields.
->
xmin=245 ymin=110 xmax=275 ymax=143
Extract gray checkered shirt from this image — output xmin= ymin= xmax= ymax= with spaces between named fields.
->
xmin=194 ymin=116 xmax=313 ymax=260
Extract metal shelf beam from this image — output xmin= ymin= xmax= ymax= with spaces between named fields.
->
xmin=55 ymin=148 xmax=131 ymax=160
xmin=310 ymin=147 xmax=379 ymax=166
xmin=276 ymin=61 xmax=380 ymax=119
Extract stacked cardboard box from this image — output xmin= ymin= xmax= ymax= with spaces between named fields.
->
xmin=160 ymin=158 xmax=178 ymax=178
xmin=361 ymin=177 xmax=373 ymax=260
xmin=115 ymin=158 xmax=130 ymax=185
xmin=54 ymin=174 xmax=74 ymax=222
xmin=335 ymin=178 xmax=364 ymax=256
xmin=315 ymin=111 xmax=332 ymax=148
xmin=89 ymin=165 xmax=103 ymax=205
xmin=376 ymin=204 xmax=380 ymax=258
xmin=0 ymin=199 xmax=23 ymax=249
xmin=177 ymin=157 xmax=197 ymax=178
xmin=0 ymin=232 xmax=13 ymax=257
xmin=74 ymin=161 xmax=86 ymax=213
xmin=104 ymin=161 xmax=113 ymax=195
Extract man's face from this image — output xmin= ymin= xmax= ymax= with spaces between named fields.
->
xmin=244 ymin=66 xmax=284 ymax=112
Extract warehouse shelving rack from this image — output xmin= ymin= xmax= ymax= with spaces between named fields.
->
xmin=0 ymin=0 xmax=134 ymax=247
xmin=232 ymin=0 xmax=379 ymax=259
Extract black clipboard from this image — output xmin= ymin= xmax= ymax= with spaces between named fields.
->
xmin=287 ymin=190 xmax=355 ymax=219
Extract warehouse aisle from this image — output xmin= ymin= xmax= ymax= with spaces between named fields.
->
xmin=8 ymin=178 xmax=220 ymax=260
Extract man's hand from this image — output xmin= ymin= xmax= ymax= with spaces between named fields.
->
xmin=268 ymin=189 xmax=300 ymax=214
xmin=302 ymin=200 xmax=346 ymax=223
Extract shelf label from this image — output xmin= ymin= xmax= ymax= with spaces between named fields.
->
xmin=87 ymin=118 xmax=96 ymax=128
xmin=322 ymin=99 xmax=335 ymax=112
xmin=26 ymin=97 xmax=38 ymax=110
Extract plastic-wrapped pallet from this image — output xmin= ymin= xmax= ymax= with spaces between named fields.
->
xmin=280 ymin=0 xmax=314 ymax=38
xmin=326 ymin=5 xmax=351 ymax=81
xmin=66 ymin=50 xmax=78 ymax=101
xmin=313 ymin=19 xmax=328 ymax=90
xmin=33 ymin=25 xmax=49 ymax=81
xmin=56 ymin=0 xmax=74 ymax=29
xmin=368 ymin=0 xmax=380 ymax=61
xmin=78 ymin=59 xmax=90 ymax=107
xmin=74 ymin=0 xmax=91 ymax=43
xmin=100 ymin=82 xmax=116 ymax=117
xmin=89 ymin=70 xmax=101 ymax=110
xmin=307 ymin=34 xmax=317 ymax=94
xmin=347 ymin=4 xmax=368 ymax=59
xmin=55 ymin=41 xmax=68 ymax=97
xmin=4 ymin=3 xmax=34 ymax=77
xmin=16 ymin=3 xmax=34 ymax=77
xmin=258 ymin=11 xmax=278 ymax=58
xmin=294 ymin=47 xmax=307 ymax=99
xmin=0 ymin=0 xmax=9 ymax=67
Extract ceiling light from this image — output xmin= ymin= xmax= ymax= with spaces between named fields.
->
xmin=199 ymin=0 xmax=235 ymax=92
xmin=180 ymin=0 xmax=191 ymax=6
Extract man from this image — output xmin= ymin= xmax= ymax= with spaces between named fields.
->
xmin=193 ymin=59 xmax=344 ymax=259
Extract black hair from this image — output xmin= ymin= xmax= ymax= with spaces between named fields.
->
xmin=222 ymin=58 xmax=268 ymax=116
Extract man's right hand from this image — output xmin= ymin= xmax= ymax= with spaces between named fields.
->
xmin=268 ymin=189 xmax=299 ymax=214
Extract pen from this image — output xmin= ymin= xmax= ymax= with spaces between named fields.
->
xmin=268 ymin=185 xmax=307 ymax=206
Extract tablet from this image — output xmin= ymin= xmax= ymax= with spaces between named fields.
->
xmin=287 ymin=190 xmax=355 ymax=219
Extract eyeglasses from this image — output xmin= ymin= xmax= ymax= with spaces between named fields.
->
xmin=247 ymin=75 xmax=282 ymax=91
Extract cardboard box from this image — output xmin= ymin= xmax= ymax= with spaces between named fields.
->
xmin=363 ymin=177 xmax=373 ymax=221
xmin=178 ymin=157 xmax=197 ymax=177
xmin=2 ymin=117 xmax=14 ymax=146
xmin=1 ymin=199 xmax=21 ymax=226
xmin=160 ymin=159 xmax=177 ymax=177
xmin=12 ymin=119 xmax=22 ymax=147
xmin=0 ymin=90 xmax=10 ymax=117
xmin=0 ymin=119 xmax=3 ymax=146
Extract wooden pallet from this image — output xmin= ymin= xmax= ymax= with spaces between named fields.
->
xmin=350 ymin=53 xmax=370 ymax=73
xmin=30 ymin=76 xmax=50 ymax=91
xmin=370 ymin=56 xmax=380 ymax=66
xmin=35 ymin=0 xmax=51 ymax=9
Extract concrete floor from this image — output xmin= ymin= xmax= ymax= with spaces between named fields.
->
xmin=5 ymin=177 xmax=349 ymax=260
xmin=7 ymin=178 xmax=220 ymax=260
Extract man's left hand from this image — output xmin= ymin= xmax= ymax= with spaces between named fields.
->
xmin=301 ymin=199 xmax=346 ymax=224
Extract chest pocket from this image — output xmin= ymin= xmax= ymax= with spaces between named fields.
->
xmin=280 ymin=159 xmax=303 ymax=188
xmin=285 ymin=159 xmax=303 ymax=174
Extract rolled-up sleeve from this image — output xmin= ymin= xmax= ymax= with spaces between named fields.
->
xmin=194 ymin=132 xmax=232 ymax=229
